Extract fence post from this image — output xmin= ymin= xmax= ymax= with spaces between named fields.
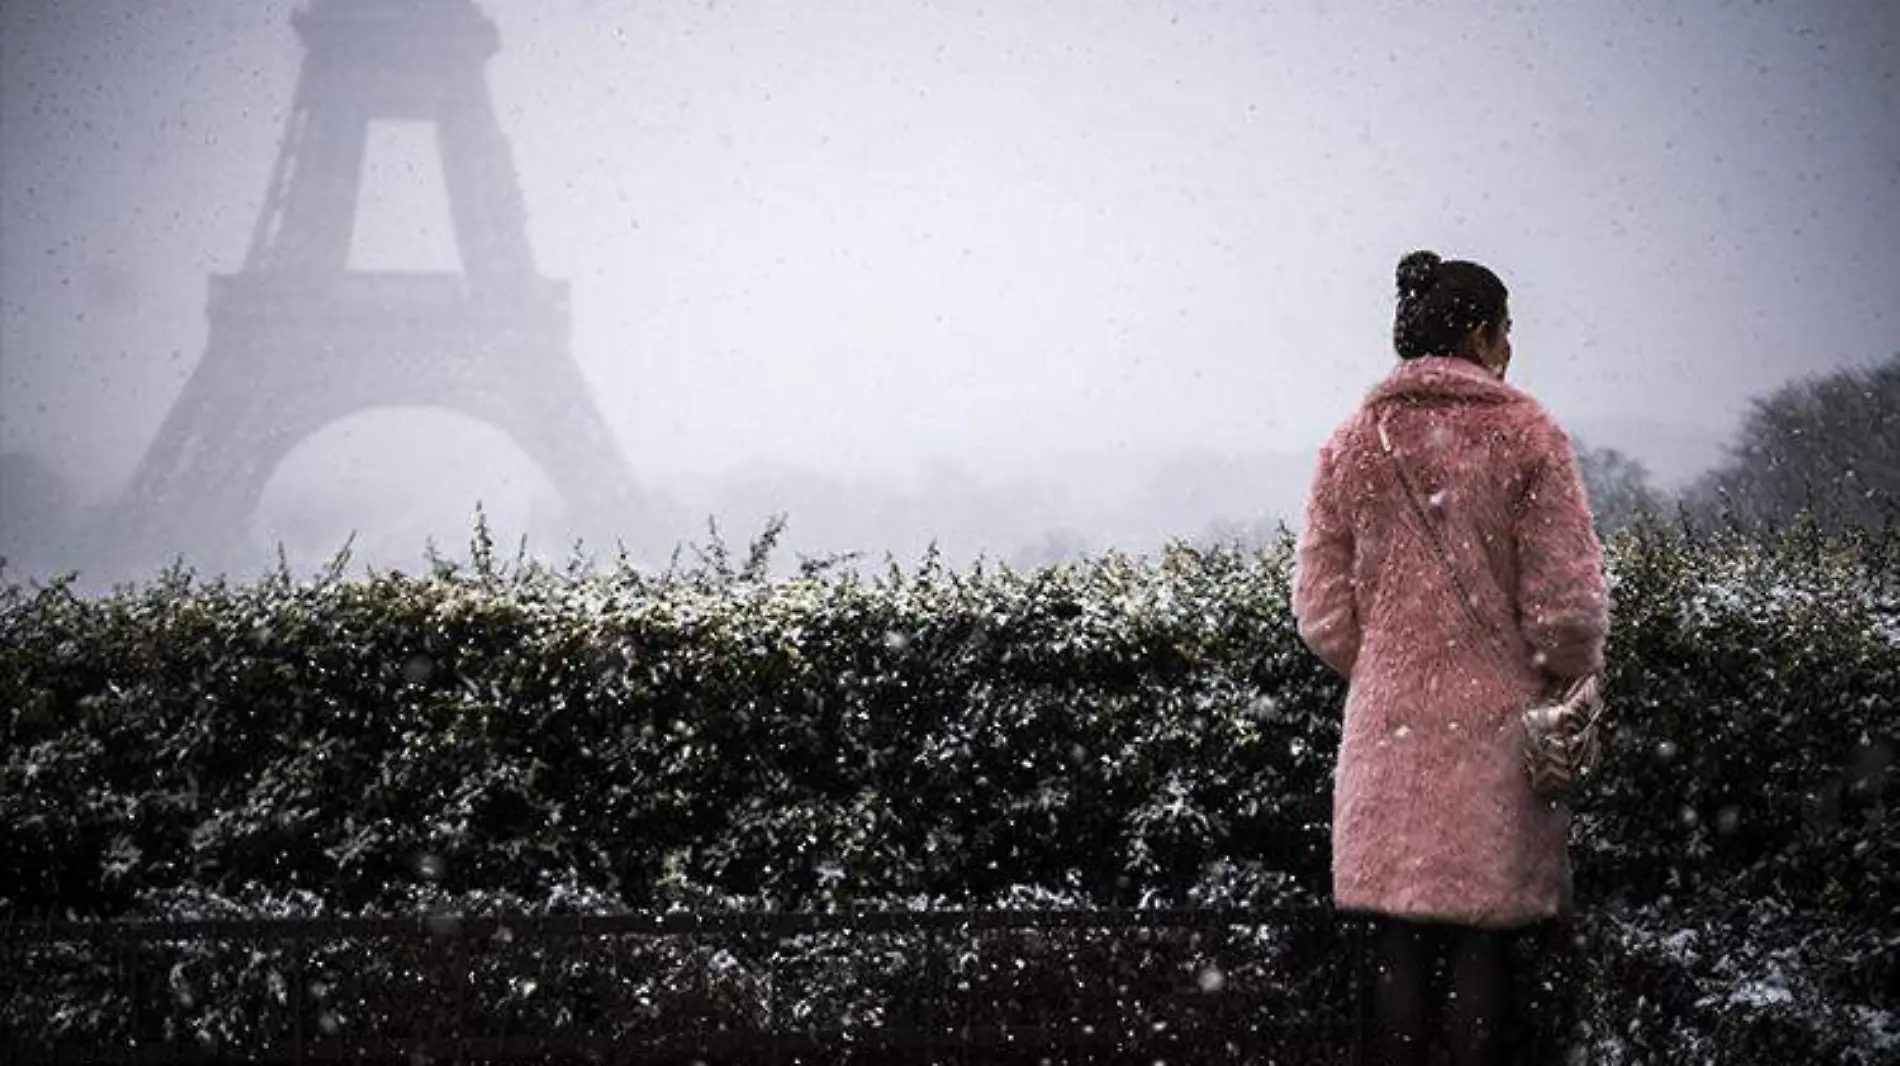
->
xmin=455 ymin=927 xmax=468 ymax=1066
xmin=926 ymin=920 xmax=941 ymax=1064
xmin=1349 ymin=912 xmax=1366 ymax=1066
xmin=294 ymin=929 xmax=305 ymax=1066
xmin=767 ymin=921 xmax=782 ymax=1066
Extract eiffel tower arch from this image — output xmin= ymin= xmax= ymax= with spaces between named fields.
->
xmin=114 ymin=0 xmax=643 ymax=571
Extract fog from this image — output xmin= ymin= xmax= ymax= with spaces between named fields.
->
xmin=3 ymin=0 xmax=1897 ymax=583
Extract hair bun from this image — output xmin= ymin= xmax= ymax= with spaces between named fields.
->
xmin=1396 ymin=250 xmax=1442 ymax=299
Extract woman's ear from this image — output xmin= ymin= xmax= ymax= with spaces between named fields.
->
xmin=1468 ymin=322 xmax=1510 ymax=379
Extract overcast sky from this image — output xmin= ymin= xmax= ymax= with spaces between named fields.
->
xmin=2 ymin=0 xmax=1897 ymax=573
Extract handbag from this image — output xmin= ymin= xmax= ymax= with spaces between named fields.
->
xmin=1376 ymin=414 xmax=1608 ymax=800
xmin=1522 ymin=674 xmax=1608 ymax=797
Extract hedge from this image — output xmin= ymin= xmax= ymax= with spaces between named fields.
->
xmin=1 ymin=515 xmax=1894 ymax=1060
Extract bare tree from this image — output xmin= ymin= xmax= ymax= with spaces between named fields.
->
xmin=1686 ymin=353 xmax=1900 ymax=535
xmin=1573 ymin=438 xmax=1667 ymax=536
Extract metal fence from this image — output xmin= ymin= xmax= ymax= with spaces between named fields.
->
xmin=4 ymin=907 xmax=1366 ymax=1064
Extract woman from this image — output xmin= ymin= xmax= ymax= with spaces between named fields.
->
xmin=1292 ymin=251 xmax=1608 ymax=1064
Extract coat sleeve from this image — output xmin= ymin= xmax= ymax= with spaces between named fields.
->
xmin=1293 ymin=434 xmax=1361 ymax=677
xmin=1513 ymin=420 xmax=1609 ymax=679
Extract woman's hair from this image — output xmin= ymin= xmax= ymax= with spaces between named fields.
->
xmin=1392 ymin=250 xmax=1509 ymax=361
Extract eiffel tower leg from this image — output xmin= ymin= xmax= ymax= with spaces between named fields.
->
xmin=255 ymin=104 xmax=369 ymax=274
xmin=479 ymin=352 xmax=648 ymax=552
xmin=438 ymin=98 xmax=536 ymax=295
xmin=113 ymin=324 xmax=341 ymax=572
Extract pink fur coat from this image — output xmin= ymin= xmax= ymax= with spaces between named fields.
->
xmin=1293 ymin=356 xmax=1609 ymax=928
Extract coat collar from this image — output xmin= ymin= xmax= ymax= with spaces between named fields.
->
xmin=1364 ymin=355 xmax=1530 ymax=410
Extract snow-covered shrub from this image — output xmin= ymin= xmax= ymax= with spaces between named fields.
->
xmin=1578 ymin=514 xmax=1895 ymax=924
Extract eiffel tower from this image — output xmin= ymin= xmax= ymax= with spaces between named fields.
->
xmin=114 ymin=0 xmax=642 ymax=571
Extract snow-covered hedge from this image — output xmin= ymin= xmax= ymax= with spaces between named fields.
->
xmin=1555 ymin=516 xmax=1897 ymax=1062
xmin=1 ymin=527 xmax=1339 ymax=919
xmin=1 ymin=517 xmax=1893 ymax=1059
xmin=1582 ymin=517 xmax=1896 ymax=925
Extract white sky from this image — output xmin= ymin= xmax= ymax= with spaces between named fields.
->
xmin=2 ymin=0 xmax=1897 ymax=569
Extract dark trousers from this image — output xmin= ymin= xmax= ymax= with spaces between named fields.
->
xmin=1357 ymin=915 xmax=1520 ymax=1066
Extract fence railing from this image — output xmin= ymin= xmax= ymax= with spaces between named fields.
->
xmin=4 ymin=907 xmax=1367 ymax=1064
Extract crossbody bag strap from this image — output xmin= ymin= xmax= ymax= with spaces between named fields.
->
xmin=1375 ymin=411 xmax=1521 ymax=679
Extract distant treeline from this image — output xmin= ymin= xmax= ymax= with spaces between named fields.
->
xmin=4 ymin=351 xmax=1894 ymax=587
xmin=1577 ymin=350 xmax=1900 ymax=537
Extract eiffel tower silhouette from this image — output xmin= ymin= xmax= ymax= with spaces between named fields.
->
xmin=114 ymin=0 xmax=642 ymax=571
